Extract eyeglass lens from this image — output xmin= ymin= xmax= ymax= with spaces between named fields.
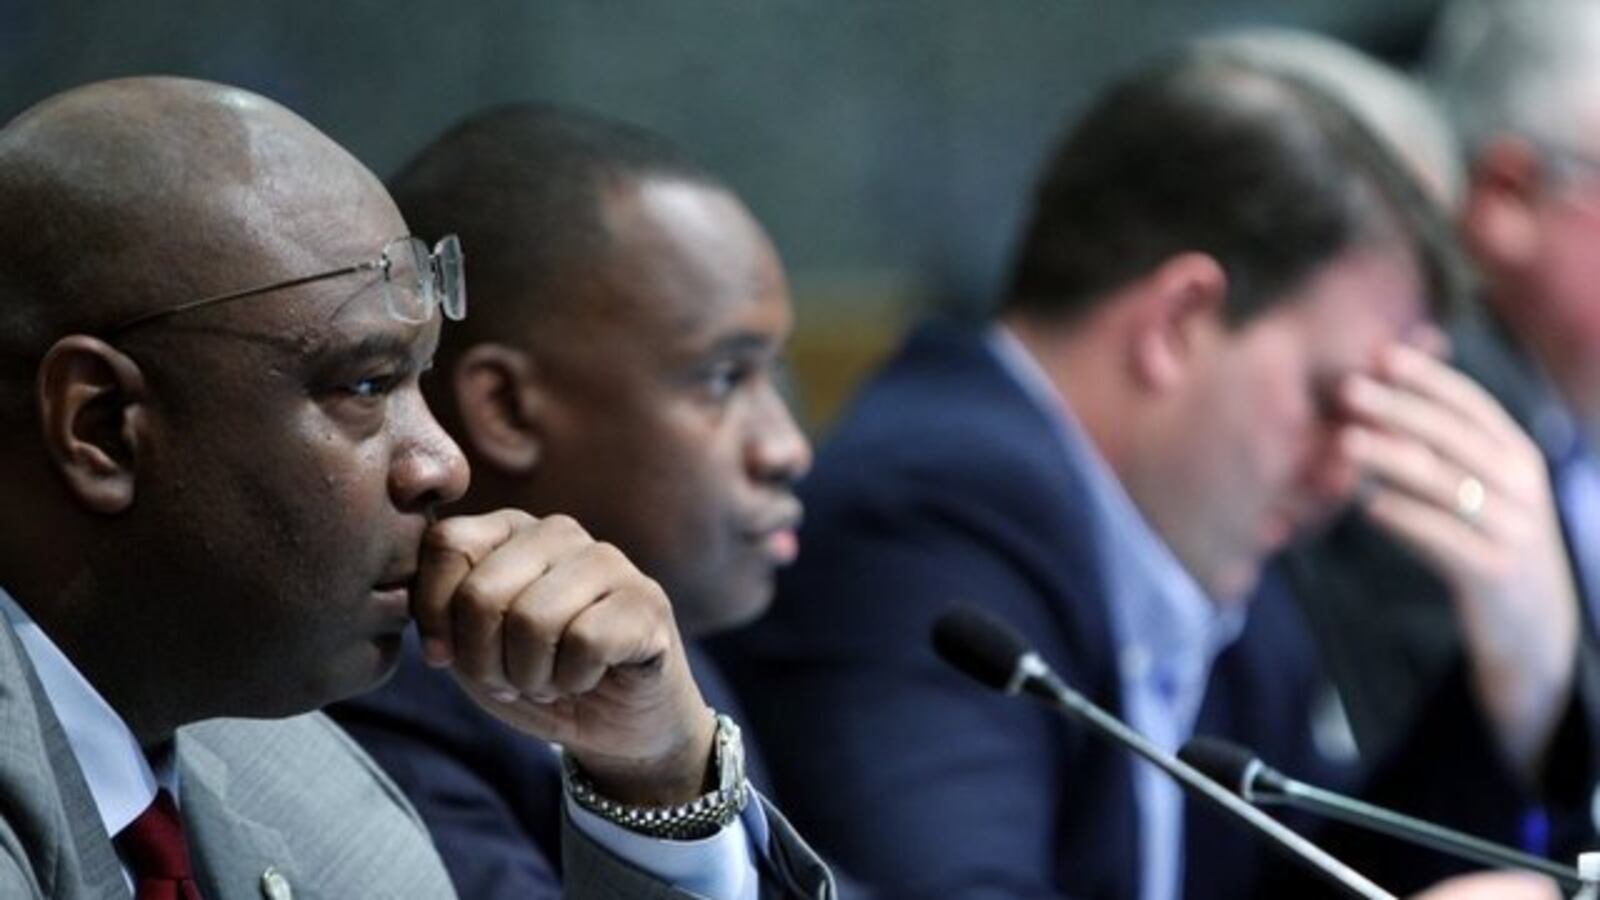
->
xmin=381 ymin=235 xmax=466 ymax=324
xmin=436 ymin=235 xmax=465 ymax=320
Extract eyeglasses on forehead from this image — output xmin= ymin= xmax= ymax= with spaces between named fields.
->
xmin=106 ymin=234 xmax=465 ymax=336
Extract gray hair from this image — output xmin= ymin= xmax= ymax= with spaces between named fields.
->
xmin=1424 ymin=0 xmax=1600 ymax=160
xmin=1199 ymin=26 xmax=1464 ymax=208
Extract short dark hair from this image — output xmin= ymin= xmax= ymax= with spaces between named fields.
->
xmin=391 ymin=102 xmax=719 ymax=348
xmin=1002 ymin=48 xmax=1463 ymax=325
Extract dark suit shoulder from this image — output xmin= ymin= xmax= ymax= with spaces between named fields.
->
xmin=817 ymin=322 xmax=1073 ymax=509
xmin=710 ymin=320 xmax=1133 ymax=895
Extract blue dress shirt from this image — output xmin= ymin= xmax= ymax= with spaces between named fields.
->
xmin=987 ymin=326 xmax=1246 ymax=900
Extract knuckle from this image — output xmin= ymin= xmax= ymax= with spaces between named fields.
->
xmin=649 ymin=572 xmax=671 ymax=603
xmin=506 ymin=602 xmax=563 ymax=647
xmin=423 ymin=517 xmax=491 ymax=565
xmin=501 ymin=508 xmax=538 ymax=533
xmin=421 ymin=519 xmax=467 ymax=554
xmin=1398 ymin=446 xmax=1430 ymax=472
xmin=642 ymin=587 xmax=675 ymax=631
xmin=627 ymin=571 xmax=670 ymax=612
xmin=555 ymin=629 xmax=605 ymax=685
xmin=455 ymin=576 xmax=503 ymax=620
xmin=566 ymin=616 xmax=606 ymax=656
xmin=589 ymin=540 xmax=629 ymax=568
xmin=502 ymin=603 xmax=545 ymax=643
xmin=541 ymin=514 xmax=590 ymax=542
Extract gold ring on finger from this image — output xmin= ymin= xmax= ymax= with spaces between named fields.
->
xmin=1454 ymin=475 xmax=1487 ymax=524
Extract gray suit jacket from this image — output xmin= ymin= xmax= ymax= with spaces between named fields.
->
xmin=0 ymin=615 xmax=833 ymax=899
xmin=0 ymin=610 xmax=457 ymax=900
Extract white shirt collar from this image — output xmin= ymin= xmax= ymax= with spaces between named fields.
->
xmin=0 ymin=586 xmax=166 ymax=839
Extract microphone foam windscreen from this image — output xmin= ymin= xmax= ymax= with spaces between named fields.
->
xmin=931 ymin=605 xmax=1030 ymax=691
xmin=1179 ymin=736 xmax=1257 ymax=787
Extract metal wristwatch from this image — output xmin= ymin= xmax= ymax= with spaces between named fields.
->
xmin=561 ymin=711 xmax=749 ymax=841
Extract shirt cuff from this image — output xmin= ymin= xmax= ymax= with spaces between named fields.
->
xmin=564 ymin=788 xmax=769 ymax=900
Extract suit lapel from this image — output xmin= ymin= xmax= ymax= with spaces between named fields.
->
xmin=177 ymin=733 xmax=299 ymax=900
xmin=0 ymin=615 xmax=129 ymax=898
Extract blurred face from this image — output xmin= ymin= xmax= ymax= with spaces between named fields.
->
xmin=1143 ymin=244 xmax=1425 ymax=601
xmin=518 ymin=177 xmax=811 ymax=637
xmin=1498 ymin=156 xmax=1600 ymax=398
xmin=118 ymin=198 xmax=470 ymax=719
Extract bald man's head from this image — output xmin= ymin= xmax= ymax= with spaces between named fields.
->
xmin=0 ymin=78 xmax=462 ymax=738
xmin=0 ymin=77 xmax=399 ymax=418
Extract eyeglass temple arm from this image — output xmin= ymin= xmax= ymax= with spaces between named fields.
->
xmin=107 ymin=260 xmax=380 ymax=334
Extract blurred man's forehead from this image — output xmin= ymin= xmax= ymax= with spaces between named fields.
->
xmin=1295 ymin=246 xmax=1427 ymax=379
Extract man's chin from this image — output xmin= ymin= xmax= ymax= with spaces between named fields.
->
xmin=677 ymin=579 xmax=775 ymax=640
xmin=323 ymin=632 xmax=409 ymax=704
xmin=1200 ymin=558 xmax=1266 ymax=607
xmin=367 ymin=631 xmax=407 ymax=680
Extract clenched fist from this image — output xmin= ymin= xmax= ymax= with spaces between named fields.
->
xmin=412 ymin=510 xmax=716 ymax=806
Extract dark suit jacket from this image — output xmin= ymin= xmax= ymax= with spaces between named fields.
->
xmin=708 ymin=320 xmax=1589 ymax=899
xmin=329 ymin=633 xmax=819 ymax=900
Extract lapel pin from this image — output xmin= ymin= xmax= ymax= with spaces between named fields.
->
xmin=260 ymin=866 xmax=292 ymax=900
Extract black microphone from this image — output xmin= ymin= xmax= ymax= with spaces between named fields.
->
xmin=1180 ymin=736 xmax=1581 ymax=891
xmin=934 ymin=602 xmax=1395 ymax=896
xmin=931 ymin=605 xmax=1398 ymax=900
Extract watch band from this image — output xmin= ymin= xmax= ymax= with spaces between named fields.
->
xmin=561 ymin=711 xmax=750 ymax=841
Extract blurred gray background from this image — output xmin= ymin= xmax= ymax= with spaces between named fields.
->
xmin=0 ymin=0 xmax=1447 ymax=426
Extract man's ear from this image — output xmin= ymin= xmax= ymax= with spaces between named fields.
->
xmin=36 ymin=335 xmax=148 ymax=514
xmin=1128 ymin=252 xmax=1228 ymax=392
xmin=453 ymin=343 xmax=543 ymax=475
xmin=1462 ymin=136 xmax=1543 ymax=271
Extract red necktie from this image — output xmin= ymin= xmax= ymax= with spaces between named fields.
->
xmin=115 ymin=789 xmax=204 ymax=900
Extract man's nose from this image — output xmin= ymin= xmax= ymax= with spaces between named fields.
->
xmin=745 ymin=384 xmax=813 ymax=486
xmin=391 ymin=395 xmax=471 ymax=511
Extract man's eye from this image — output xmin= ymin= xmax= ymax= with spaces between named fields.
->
xmin=701 ymin=360 xmax=753 ymax=400
xmin=345 ymin=372 xmax=401 ymax=399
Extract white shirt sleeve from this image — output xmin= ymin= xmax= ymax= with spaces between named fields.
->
xmin=564 ymin=788 xmax=772 ymax=900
